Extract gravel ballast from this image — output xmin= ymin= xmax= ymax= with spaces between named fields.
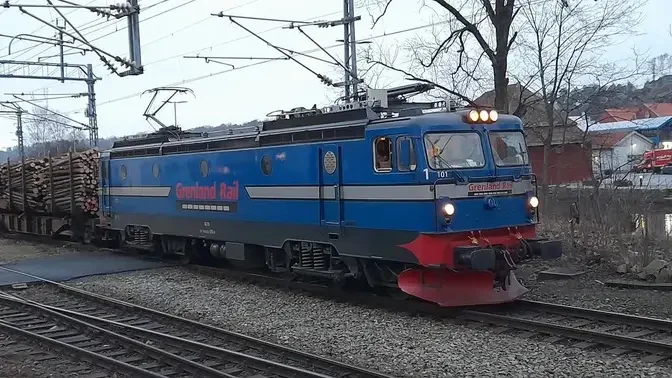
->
xmin=517 ymin=261 xmax=672 ymax=320
xmin=61 ymin=267 xmax=672 ymax=377
xmin=0 ymin=332 xmax=108 ymax=378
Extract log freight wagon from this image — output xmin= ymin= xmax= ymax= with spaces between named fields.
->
xmin=0 ymin=150 xmax=100 ymax=241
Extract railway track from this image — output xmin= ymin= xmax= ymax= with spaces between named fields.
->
xmin=464 ymin=300 xmax=672 ymax=362
xmin=184 ymin=264 xmax=672 ymax=363
xmin=0 ymin=266 xmax=394 ymax=378
xmin=1 ymin=237 xmax=672 ymax=366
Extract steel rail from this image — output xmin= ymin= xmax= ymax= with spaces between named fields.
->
xmin=4 ymin=238 xmax=671 ymax=364
xmin=0 ymin=316 xmax=163 ymax=378
xmin=184 ymin=265 xmax=672 ymax=360
xmin=515 ymin=299 xmax=672 ymax=330
xmin=0 ymin=293 xmax=235 ymax=377
xmin=5 ymin=293 xmax=334 ymax=378
xmin=0 ymin=265 xmax=395 ymax=378
xmin=460 ymin=309 xmax=672 ymax=356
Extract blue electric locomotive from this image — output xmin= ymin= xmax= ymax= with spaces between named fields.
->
xmin=97 ymin=85 xmax=562 ymax=307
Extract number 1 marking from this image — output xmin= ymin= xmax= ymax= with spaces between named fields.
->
xmin=423 ymin=168 xmax=429 ymax=180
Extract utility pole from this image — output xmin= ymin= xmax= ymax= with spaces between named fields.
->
xmin=85 ymin=64 xmax=98 ymax=146
xmin=0 ymin=103 xmax=25 ymax=162
xmin=123 ymin=0 xmax=143 ymax=76
xmin=57 ymin=19 xmax=66 ymax=83
xmin=342 ymin=0 xmax=358 ymax=100
xmin=209 ymin=0 xmax=363 ymax=102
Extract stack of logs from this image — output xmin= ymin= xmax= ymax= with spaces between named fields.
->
xmin=0 ymin=149 xmax=100 ymax=216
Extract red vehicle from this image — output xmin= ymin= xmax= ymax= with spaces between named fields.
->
xmin=635 ymin=148 xmax=672 ymax=173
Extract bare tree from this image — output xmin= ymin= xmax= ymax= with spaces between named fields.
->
xmin=514 ymin=0 xmax=643 ymax=196
xmin=24 ymin=107 xmax=52 ymax=152
xmin=364 ymin=0 xmax=521 ymax=111
xmin=23 ymin=106 xmax=85 ymax=157
xmin=360 ymin=41 xmax=481 ymax=105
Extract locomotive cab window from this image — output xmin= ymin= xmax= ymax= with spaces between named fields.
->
xmin=424 ymin=132 xmax=485 ymax=169
xmin=489 ymin=131 xmax=529 ymax=166
xmin=396 ymin=136 xmax=417 ymax=172
xmin=373 ymin=137 xmax=393 ymax=172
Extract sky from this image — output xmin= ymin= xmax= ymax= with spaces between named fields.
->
xmin=0 ymin=0 xmax=669 ymax=149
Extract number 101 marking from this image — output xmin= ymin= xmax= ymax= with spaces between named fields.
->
xmin=423 ymin=168 xmax=450 ymax=180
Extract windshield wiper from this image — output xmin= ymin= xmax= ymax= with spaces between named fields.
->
xmin=429 ymin=139 xmax=465 ymax=182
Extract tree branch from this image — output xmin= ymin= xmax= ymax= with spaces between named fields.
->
xmin=433 ymin=0 xmax=495 ymax=60
xmin=421 ymin=27 xmax=468 ymax=68
xmin=366 ymin=57 xmax=475 ymax=105
xmin=370 ymin=0 xmax=393 ymax=28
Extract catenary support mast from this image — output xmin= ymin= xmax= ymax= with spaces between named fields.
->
xmin=342 ymin=0 xmax=358 ymax=100
xmin=0 ymin=1 xmax=145 ymax=147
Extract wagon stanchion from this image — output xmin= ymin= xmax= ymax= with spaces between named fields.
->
xmin=48 ymin=155 xmax=54 ymax=214
xmin=6 ymin=158 xmax=12 ymax=211
xmin=69 ymin=152 xmax=74 ymax=215
xmin=20 ymin=154 xmax=26 ymax=214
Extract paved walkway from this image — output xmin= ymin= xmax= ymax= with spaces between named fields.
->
xmin=0 ymin=252 xmax=174 ymax=286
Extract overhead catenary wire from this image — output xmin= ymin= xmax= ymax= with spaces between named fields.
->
xmin=13 ymin=0 xmax=551 ymax=130
xmin=12 ymin=95 xmax=90 ymax=130
xmin=56 ymin=0 xmax=198 ymax=59
xmin=0 ymin=0 xmax=178 ymax=81
xmin=0 ymin=0 xmax=99 ymax=59
xmin=0 ymin=0 xmax=178 ymax=80
xmin=23 ymin=0 xmax=298 ymax=95
xmin=20 ymin=0 xmax=262 ymax=95
xmin=89 ymin=0 xmax=552 ymax=108
xmin=90 ymin=18 xmax=462 ymax=109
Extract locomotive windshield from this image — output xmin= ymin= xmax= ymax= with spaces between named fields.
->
xmin=424 ymin=132 xmax=486 ymax=169
xmin=489 ymin=131 xmax=529 ymax=166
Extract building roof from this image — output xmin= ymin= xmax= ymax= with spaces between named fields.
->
xmin=643 ymin=103 xmax=672 ymax=117
xmin=589 ymin=130 xmax=652 ymax=149
xmin=600 ymin=108 xmax=637 ymax=122
xmin=525 ymin=125 xmax=586 ymax=147
xmin=590 ymin=131 xmax=631 ymax=149
xmin=587 ymin=116 xmax=672 ymax=134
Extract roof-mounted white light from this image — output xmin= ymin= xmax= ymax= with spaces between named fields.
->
xmin=468 ymin=110 xmax=479 ymax=122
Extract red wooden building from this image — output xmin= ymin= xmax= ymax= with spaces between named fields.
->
xmin=524 ymin=126 xmax=593 ymax=185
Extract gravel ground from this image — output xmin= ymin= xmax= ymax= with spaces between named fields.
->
xmin=517 ymin=260 xmax=672 ymax=320
xmin=0 ymin=237 xmax=79 ymax=264
xmin=60 ymin=267 xmax=672 ymax=378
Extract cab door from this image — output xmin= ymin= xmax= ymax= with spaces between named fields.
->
xmin=100 ymin=154 xmax=111 ymax=217
xmin=318 ymin=145 xmax=342 ymax=230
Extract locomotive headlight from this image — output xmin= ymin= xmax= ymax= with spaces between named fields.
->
xmin=489 ymin=110 xmax=498 ymax=122
xmin=468 ymin=110 xmax=479 ymax=122
xmin=479 ymin=110 xmax=489 ymax=122
xmin=528 ymin=196 xmax=539 ymax=209
xmin=443 ymin=203 xmax=456 ymax=216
